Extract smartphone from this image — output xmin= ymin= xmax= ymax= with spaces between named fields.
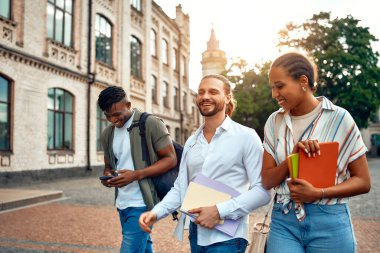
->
xmin=99 ymin=175 xmax=115 ymax=181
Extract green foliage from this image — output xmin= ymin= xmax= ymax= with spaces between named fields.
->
xmin=225 ymin=59 xmax=278 ymax=140
xmin=278 ymin=12 xmax=380 ymax=128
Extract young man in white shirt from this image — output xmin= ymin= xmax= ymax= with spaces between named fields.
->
xmin=139 ymin=75 xmax=270 ymax=252
xmin=98 ymin=86 xmax=176 ymax=253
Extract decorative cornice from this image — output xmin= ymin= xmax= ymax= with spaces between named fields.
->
xmin=0 ymin=44 xmax=87 ymax=83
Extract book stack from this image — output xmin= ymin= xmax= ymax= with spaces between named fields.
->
xmin=286 ymin=142 xmax=339 ymax=188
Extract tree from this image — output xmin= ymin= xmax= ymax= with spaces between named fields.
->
xmin=278 ymin=12 xmax=380 ymax=128
xmin=224 ymin=59 xmax=278 ymax=140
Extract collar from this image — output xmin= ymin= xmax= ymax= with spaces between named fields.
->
xmin=277 ymin=96 xmax=336 ymax=116
xmin=192 ymin=115 xmax=232 ymax=142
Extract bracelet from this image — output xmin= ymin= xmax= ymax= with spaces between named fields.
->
xmin=321 ymin=188 xmax=325 ymax=199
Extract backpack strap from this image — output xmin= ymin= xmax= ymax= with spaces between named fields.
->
xmin=138 ymin=112 xmax=151 ymax=165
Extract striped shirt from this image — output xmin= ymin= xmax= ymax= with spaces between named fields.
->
xmin=263 ymin=96 xmax=367 ymax=220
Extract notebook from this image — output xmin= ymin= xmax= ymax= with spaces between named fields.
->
xmin=179 ymin=174 xmax=242 ymax=237
xmin=298 ymin=142 xmax=339 ymax=188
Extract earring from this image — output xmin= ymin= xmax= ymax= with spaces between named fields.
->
xmin=302 ymin=86 xmax=307 ymax=92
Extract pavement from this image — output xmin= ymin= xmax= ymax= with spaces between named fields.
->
xmin=0 ymin=158 xmax=379 ymax=253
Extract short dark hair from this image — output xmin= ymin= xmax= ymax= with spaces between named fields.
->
xmin=98 ymin=86 xmax=128 ymax=111
xmin=271 ymin=52 xmax=318 ymax=91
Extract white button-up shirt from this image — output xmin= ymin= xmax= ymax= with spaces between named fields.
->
xmin=152 ymin=116 xmax=271 ymax=246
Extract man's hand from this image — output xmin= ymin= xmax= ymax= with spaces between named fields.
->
xmin=139 ymin=211 xmax=157 ymax=233
xmin=100 ymin=169 xmax=115 ymax=187
xmin=188 ymin=205 xmax=221 ymax=229
xmin=108 ymin=170 xmax=139 ymax=188
xmin=287 ymin=178 xmax=321 ymax=203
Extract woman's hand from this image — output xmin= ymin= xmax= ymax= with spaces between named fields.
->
xmin=292 ymin=139 xmax=320 ymax=157
xmin=287 ymin=178 xmax=322 ymax=203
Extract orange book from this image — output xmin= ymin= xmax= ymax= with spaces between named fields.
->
xmin=298 ymin=142 xmax=339 ymax=188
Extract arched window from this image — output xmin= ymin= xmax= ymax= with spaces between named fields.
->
xmin=47 ymin=88 xmax=74 ymax=150
xmin=130 ymin=36 xmax=142 ymax=78
xmin=161 ymin=39 xmax=168 ymax=65
xmin=131 ymin=0 xmax=141 ymax=12
xmin=175 ymin=127 xmax=180 ymax=143
xmin=96 ymin=105 xmax=109 ymax=151
xmin=46 ymin=0 xmax=73 ymax=46
xmin=150 ymin=29 xmax=157 ymax=57
xmin=173 ymin=86 xmax=179 ymax=111
xmin=0 ymin=75 xmax=11 ymax=151
xmin=95 ymin=14 xmax=112 ymax=65
xmin=162 ymin=81 xmax=169 ymax=107
xmin=172 ymin=48 xmax=178 ymax=71
xmin=151 ymin=75 xmax=157 ymax=104
xmin=0 ymin=0 xmax=11 ymax=19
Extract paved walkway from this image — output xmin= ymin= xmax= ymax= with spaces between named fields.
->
xmin=0 ymin=158 xmax=379 ymax=252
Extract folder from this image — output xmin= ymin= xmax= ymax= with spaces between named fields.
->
xmin=180 ymin=182 xmax=231 ymax=212
xmin=179 ymin=174 xmax=242 ymax=237
xmin=287 ymin=153 xmax=299 ymax=179
xmin=298 ymin=142 xmax=338 ymax=188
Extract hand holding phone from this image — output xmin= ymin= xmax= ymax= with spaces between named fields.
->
xmin=99 ymin=175 xmax=115 ymax=181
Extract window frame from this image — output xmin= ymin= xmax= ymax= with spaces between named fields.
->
xmin=150 ymin=29 xmax=157 ymax=57
xmin=130 ymin=35 xmax=142 ymax=79
xmin=96 ymin=105 xmax=109 ymax=151
xmin=47 ymin=88 xmax=74 ymax=151
xmin=162 ymin=81 xmax=169 ymax=108
xmin=151 ymin=75 xmax=158 ymax=104
xmin=46 ymin=0 xmax=74 ymax=47
xmin=131 ymin=0 xmax=142 ymax=12
xmin=161 ymin=39 xmax=168 ymax=65
xmin=0 ymin=0 xmax=11 ymax=19
xmin=0 ymin=74 xmax=13 ymax=152
xmin=95 ymin=14 xmax=113 ymax=66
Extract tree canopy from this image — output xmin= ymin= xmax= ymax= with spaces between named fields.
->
xmin=225 ymin=59 xmax=277 ymax=140
xmin=278 ymin=12 xmax=380 ymax=128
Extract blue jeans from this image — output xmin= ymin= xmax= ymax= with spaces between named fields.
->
xmin=266 ymin=203 xmax=356 ymax=253
xmin=118 ymin=206 xmax=154 ymax=253
xmin=189 ymin=222 xmax=248 ymax=253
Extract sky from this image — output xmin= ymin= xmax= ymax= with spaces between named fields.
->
xmin=154 ymin=0 xmax=380 ymax=91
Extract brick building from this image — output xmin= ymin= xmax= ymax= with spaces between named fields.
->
xmin=0 ymin=0 xmax=201 ymax=177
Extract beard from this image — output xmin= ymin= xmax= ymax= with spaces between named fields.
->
xmin=197 ymin=100 xmax=225 ymax=117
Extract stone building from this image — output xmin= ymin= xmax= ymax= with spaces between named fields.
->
xmin=201 ymin=28 xmax=227 ymax=76
xmin=0 ymin=0 xmax=201 ymax=177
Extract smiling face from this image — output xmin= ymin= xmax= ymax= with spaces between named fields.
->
xmin=104 ymin=100 xmax=132 ymax=128
xmin=196 ymin=77 xmax=231 ymax=117
xmin=269 ymin=66 xmax=306 ymax=112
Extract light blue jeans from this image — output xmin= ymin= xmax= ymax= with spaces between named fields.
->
xmin=118 ymin=206 xmax=154 ymax=253
xmin=266 ymin=203 xmax=356 ymax=253
xmin=189 ymin=222 xmax=248 ymax=253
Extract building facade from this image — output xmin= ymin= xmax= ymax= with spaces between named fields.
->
xmin=0 ymin=0 xmax=201 ymax=176
xmin=201 ymin=28 xmax=227 ymax=76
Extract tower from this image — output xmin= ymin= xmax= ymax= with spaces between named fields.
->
xmin=201 ymin=28 xmax=227 ymax=76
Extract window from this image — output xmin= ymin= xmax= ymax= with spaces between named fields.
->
xmin=130 ymin=36 xmax=142 ymax=78
xmin=150 ymin=29 xmax=157 ymax=57
xmin=47 ymin=88 xmax=73 ymax=150
xmin=151 ymin=75 xmax=157 ymax=104
xmin=131 ymin=0 xmax=141 ymax=12
xmin=46 ymin=0 xmax=73 ymax=47
xmin=0 ymin=0 xmax=11 ymax=19
xmin=172 ymin=48 xmax=178 ymax=71
xmin=181 ymin=55 xmax=186 ymax=77
xmin=0 ymin=75 xmax=11 ymax=151
xmin=96 ymin=105 xmax=109 ymax=151
xmin=174 ymin=87 xmax=179 ymax=111
xmin=95 ymin=14 xmax=112 ymax=65
xmin=182 ymin=91 xmax=187 ymax=111
xmin=175 ymin=127 xmax=180 ymax=143
xmin=162 ymin=81 xmax=169 ymax=107
xmin=161 ymin=39 xmax=168 ymax=65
